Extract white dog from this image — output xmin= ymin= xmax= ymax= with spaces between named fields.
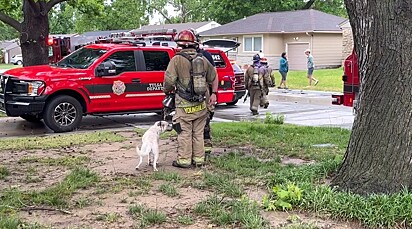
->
xmin=136 ymin=121 xmax=172 ymax=171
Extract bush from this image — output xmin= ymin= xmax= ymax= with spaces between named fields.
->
xmin=264 ymin=112 xmax=284 ymax=125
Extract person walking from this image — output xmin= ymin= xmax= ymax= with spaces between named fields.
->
xmin=278 ymin=52 xmax=289 ymax=89
xmin=259 ymin=57 xmax=272 ymax=108
xmin=244 ymin=54 xmax=270 ymax=115
xmin=163 ymin=29 xmax=217 ymax=168
xmin=305 ymin=49 xmax=319 ymax=86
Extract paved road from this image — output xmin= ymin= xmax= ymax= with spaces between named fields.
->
xmin=0 ymin=89 xmax=354 ymax=138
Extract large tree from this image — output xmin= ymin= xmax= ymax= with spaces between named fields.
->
xmin=331 ymin=0 xmax=412 ymax=195
xmin=0 ymin=0 xmax=103 ymax=66
xmin=205 ymin=0 xmax=346 ymax=24
xmin=146 ymin=0 xmax=207 ymax=24
xmin=74 ymin=0 xmax=148 ymax=33
xmin=0 ymin=0 xmax=68 ymax=66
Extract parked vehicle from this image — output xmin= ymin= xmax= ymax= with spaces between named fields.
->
xmin=47 ymin=36 xmax=71 ymax=64
xmin=331 ymin=49 xmax=359 ymax=113
xmin=227 ymin=62 xmax=246 ymax=105
xmin=0 ymin=42 xmax=236 ymax=133
xmin=202 ymin=39 xmax=245 ymax=105
xmin=10 ymin=54 xmax=23 ymax=65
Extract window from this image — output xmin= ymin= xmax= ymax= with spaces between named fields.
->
xmin=57 ymin=47 xmax=107 ymax=69
xmin=143 ymin=51 xmax=170 ymax=71
xmin=244 ymin=36 xmax=263 ymax=52
xmin=211 ymin=53 xmax=226 ymax=68
xmin=104 ymin=51 xmax=136 ymax=75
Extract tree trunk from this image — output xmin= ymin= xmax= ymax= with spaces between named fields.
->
xmin=20 ymin=0 xmax=49 ymax=66
xmin=331 ymin=0 xmax=412 ymax=195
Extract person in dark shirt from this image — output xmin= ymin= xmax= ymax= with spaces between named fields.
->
xmin=189 ymin=28 xmax=218 ymax=157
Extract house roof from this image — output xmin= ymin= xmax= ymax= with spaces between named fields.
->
xmin=200 ymin=9 xmax=347 ymax=36
xmin=0 ymin=39 xmax=19 ymax=51
xmin=132 ymin=21 xmax=212 ymax=34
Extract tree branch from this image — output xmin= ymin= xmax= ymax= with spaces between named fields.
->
xmin=150 ymin=6 xmax=173 ymax=24
xmin=0 ymin=11 xmax=22 ymax=32
xmin=45 ymin=0 xmax=69 ymax=13
xmin=303 ymin=0 xmax=316 ymax=9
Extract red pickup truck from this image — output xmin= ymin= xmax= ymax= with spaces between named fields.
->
xmin=0 ymin=43 xmax=236 ymax=132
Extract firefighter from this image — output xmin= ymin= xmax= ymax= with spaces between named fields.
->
xmin=189 ymin=28 xmax=218 ymax=157
xmin=163 ymin=29 xmax=217 ymax=168
xmin=245 ymin=54 xmax=270 ymax=115
xmin=259 ymin=57 xmax=272 ymax=108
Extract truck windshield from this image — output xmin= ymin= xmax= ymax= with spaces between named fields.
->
xmin=56 ymin=47 xmax=107 ymax=69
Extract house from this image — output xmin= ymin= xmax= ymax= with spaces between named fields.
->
xmin=0 ymin=39 xmax=21 ymax=64
xmin=200 ymin=9 xmax=347 ymax=70
xmin=130 ymin=21 xmax=221 ymax=35
xmin=339 ymin=19 xmax=353 ymax=60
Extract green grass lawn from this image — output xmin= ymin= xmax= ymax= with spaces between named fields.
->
xmin=272 ymin=67 xmax=344 ymax=92
xmin=0 ymin=64 xmax=19 ymax=69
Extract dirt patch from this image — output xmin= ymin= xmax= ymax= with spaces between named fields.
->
xmin=281 ymin=157 xmax=315 ymax=166
xmin=0 ymin=130 xmax=360 ymax=228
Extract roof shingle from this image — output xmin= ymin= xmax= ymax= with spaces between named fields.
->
xmin=200 ymin=9 xmax=346 ymax=36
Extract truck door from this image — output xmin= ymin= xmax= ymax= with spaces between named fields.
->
xmin=126 ymin=49 xmax=171 ymax=110
xmin=92 ymin=50 xmax=139 ymax=112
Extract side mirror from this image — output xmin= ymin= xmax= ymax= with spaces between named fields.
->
xmin=96 ymin=61 xmax=116 ymax=77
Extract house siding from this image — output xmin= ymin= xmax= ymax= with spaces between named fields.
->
xmin=312 ymin=33 xmax=343 ymax=68
xmin=201 ymin=32 xmax=343 ymax=70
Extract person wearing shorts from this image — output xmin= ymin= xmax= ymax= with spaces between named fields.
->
xmin=305 ymin=49 xmax=319 ymax=86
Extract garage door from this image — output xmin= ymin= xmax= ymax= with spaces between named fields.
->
xmin=287 ymin=43 xmax=309 ymax=70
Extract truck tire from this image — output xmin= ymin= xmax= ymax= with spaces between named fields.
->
xmin=16 ymin=60 xmax=22 ymax=65
xmin=43 ymin=95 xmax=83 ymax=133
xmin=226 ymin=99 xmax=239 ymax=106
xmin=20 ymin=114 xmax=42 ymax=123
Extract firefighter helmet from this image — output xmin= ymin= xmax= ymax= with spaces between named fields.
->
xmin=252 ymin=54 xmax=260 ymax=63
xmin=188 ymin=28 xmax=201 ymax=43
xmin=260 ymin=57 xmax=268 ymax=65
xmin=175 ymin=29 xmax=198 ymax=47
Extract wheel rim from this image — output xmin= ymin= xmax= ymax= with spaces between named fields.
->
xmin=53 ymin=102 xmax=77 ymax=127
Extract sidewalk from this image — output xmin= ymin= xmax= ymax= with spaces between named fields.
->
xmin=267 ymin=87 xmax=340 ymax=106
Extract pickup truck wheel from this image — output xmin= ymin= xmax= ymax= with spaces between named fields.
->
xmin=20 ymin=114 xmax=42 ymax=123
xmin=43 ymin=95 xmax=83 ymax=133
xmin=226 ymin=99 xmax=239 ymax=106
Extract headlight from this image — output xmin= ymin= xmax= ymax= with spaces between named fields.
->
xmin=14 ymin=80 xmax=45 ymax=96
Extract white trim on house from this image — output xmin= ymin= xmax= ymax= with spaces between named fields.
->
xmin=243 ymin=35 xmax=264 ymax=53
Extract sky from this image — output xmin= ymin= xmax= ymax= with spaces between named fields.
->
xmin=148 ymin=4 xmax=178 ymax=25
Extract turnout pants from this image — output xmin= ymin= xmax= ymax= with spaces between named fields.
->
xmin=173 ymin=107 xmax=208 ymax=165
xmin=249 ymin=88 xmax=262 ymax=113
xmin=260 ymin=88 xmax=269 ymax=108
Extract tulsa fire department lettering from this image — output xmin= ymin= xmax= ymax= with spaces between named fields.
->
xmin=112 ymin=80 xmax=126 ymax=95
xmin=147 ymin=83 xmax=163 ymax=91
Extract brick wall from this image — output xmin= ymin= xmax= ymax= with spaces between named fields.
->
xmin=342 ymin=27 xmax=354 ymax=60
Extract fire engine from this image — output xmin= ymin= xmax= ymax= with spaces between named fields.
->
xmin=0 ymin=31 xmax=240 ymax=133
xmin=47 ymin=36 xmax=71 ymax=64
xmin=332 ymin=49 xmax=359 ymax=112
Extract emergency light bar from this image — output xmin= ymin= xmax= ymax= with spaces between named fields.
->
xmin=129 ymin=28 xmax=177 ymax=37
